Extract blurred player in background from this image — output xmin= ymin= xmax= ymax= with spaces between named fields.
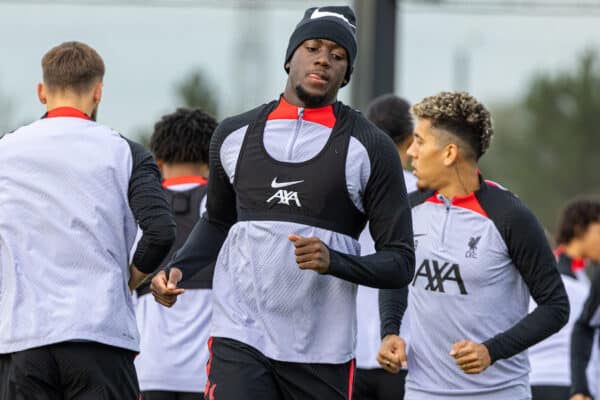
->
xmin=529 ymin=198 xmax=600 ymax=400
xmin=568 ymin=199 xmax=600 ymax=400
xmin=135 ymin=108 xmax=217 ymax=400
xmin=354 ymin=94 xmax=417 ymax=400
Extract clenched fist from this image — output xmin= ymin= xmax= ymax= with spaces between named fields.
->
xmin=377 ymin=334 xmax=407 ymax=373
xmin=288 ymin=234 xmax=330 ymax=273
xmin=450 ymin=340 xmax=491 ymax=374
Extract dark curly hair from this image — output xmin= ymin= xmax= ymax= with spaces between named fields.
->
xmin=150 ymin=108 xmax=218 ymax=164
xmin=412 ymin=92 xmax=493 ymax=160
xmin=366 ymin=94 xmax=413 ymax=145
xmin=556 ymin=198 xmax=600 ymax=245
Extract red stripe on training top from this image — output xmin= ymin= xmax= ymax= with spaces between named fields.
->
xmin=348 ymin=359 xmax=355 ymax=400
xmin=46 ymin=107 xmax=91 ymax=120
xmin=453 ymin=193 xmax=488 ymax=218
xmin=267 ymin=96 xmax=336 ymax=129
xmin=426 ymin=192 xmax=488 ymax=218
xmin=162 ymin=176 xmax=208 ymax=189
xmin=204 ymin=336 xmax=214 ymax=395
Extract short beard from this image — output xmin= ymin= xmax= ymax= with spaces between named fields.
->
xmin=295 ymin=84 xmax=330 ymax=108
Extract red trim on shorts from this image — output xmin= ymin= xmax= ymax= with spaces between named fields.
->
xmin=267 ymin=96 xmax=336 ymax=128
xmin=162 ymin=176 xmax=208 ymax=189
xmin=204 ymin=336 xmax=214 ymax=395
xmin=348 ymin=359 xmax=355 ymax=400
xmin=45 ymin=107 xmax=91 ymax=120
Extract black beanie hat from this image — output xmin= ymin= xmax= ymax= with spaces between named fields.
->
xmin=284 ymin=6 xmax=357 ymax=87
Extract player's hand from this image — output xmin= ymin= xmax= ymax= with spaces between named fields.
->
xmin=288 ymin=234 xmax=330 ymax=273
xmin=150 ymin=268 xmax=185 ymax=307
xmin=450 ymin=340 xmax=491 ymax=374
xmin=128 ymin=264 xmax=148 ymax=293
xmin=570 ymin=394 xmax=592 ymax=400
xmin=377 ymin=334 xmax=407 ymax=373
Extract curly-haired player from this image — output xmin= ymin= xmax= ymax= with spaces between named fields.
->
xmin=134 ymin=108 xmax=217 ymax=400
xmin=377 ymin=92 xmax=569 ymax=400
xmin=150 ymin=108 xmax=215 ymax=168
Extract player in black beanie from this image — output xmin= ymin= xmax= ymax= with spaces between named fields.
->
xmin=151 ymin=5 xmax=415 ymax=400
xmin=284 ymin=6 xmax=357 ymax=86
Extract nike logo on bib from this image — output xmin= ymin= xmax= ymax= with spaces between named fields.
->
xmin=271 ymin=177 xmax=304 ymax=189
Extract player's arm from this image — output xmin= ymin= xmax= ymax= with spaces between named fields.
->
xmin=570 ymin=268 xmax=600 ymax=399
xmin=151 ymin=121 xmax=238 ymax=306
xmin=379 ymin=287 xmax=408 ymax=343
xmin=481 ymin=204 xmax=569 ymax=364
xmin=376 ymin=287 xmax=409 ymax=372
xmin=126 ymin=139 xmax=177 ymax=275
xmin=325 ymin=130 xmax=415 ymax=289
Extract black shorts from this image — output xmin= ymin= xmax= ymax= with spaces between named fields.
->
xmin=0 ymin=353 xmax=10 ymax=400
xmin=353 ymin=368 xmax=406 ymax=400
xmin=0 ymin=341 xmax=139 ymax=400
xmin=205 ymin=337 xmax=355 ymax=400
xmin=531 ymin=385 xmax=570 ymax=400
xmin=141 ymin=391 xmax=203 ymax=400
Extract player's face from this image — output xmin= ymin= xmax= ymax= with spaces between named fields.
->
xmin=407 ymin=119 xmax=449 ymax=191
xmin=286 ymin=39 xmax=348 ymax=108
xmin=580 ymin=222 xmax=600 ymax=262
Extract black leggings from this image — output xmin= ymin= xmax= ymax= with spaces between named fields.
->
xmin=531 ymin=385 xmax=571 ymax=400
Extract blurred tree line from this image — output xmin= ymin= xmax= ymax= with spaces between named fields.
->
xmin=481 ymin=50 xmax=600 ymax=232
xmin=137 ymin=68 xmax=219 ymax=148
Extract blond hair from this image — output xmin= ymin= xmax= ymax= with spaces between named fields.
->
xmin=412 ymin=92 xmax=493 ymax=159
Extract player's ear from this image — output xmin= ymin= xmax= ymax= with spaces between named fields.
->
xmin=155 ymin=159 xmax=165 ymax=174
xmin=92 ymin=81 xmax=103 ymax=104
xmin=37 ymin=83 xmax=47 ymax=105
xmin=443 ymin=143 xmax=459 ymax=167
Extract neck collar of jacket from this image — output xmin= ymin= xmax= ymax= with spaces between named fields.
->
xmin=269 ymin=95 xmax=336 ymax=129
xmin=43 ymin=107 xmax=91 ymax=121
xmin=162 ymin=176 xmax=208 ymax=189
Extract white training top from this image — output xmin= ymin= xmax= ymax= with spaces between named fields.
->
xmin=0 ymin=115 xmax=161 ymax=353
xmin=134 ymin=181 xmax=212 ymax=393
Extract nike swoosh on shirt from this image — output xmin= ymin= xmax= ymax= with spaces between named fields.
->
xmin=271 ymin=178 xmax=305 ymax=189
xmin=413 ymin=234 xmax=427 ymax=238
